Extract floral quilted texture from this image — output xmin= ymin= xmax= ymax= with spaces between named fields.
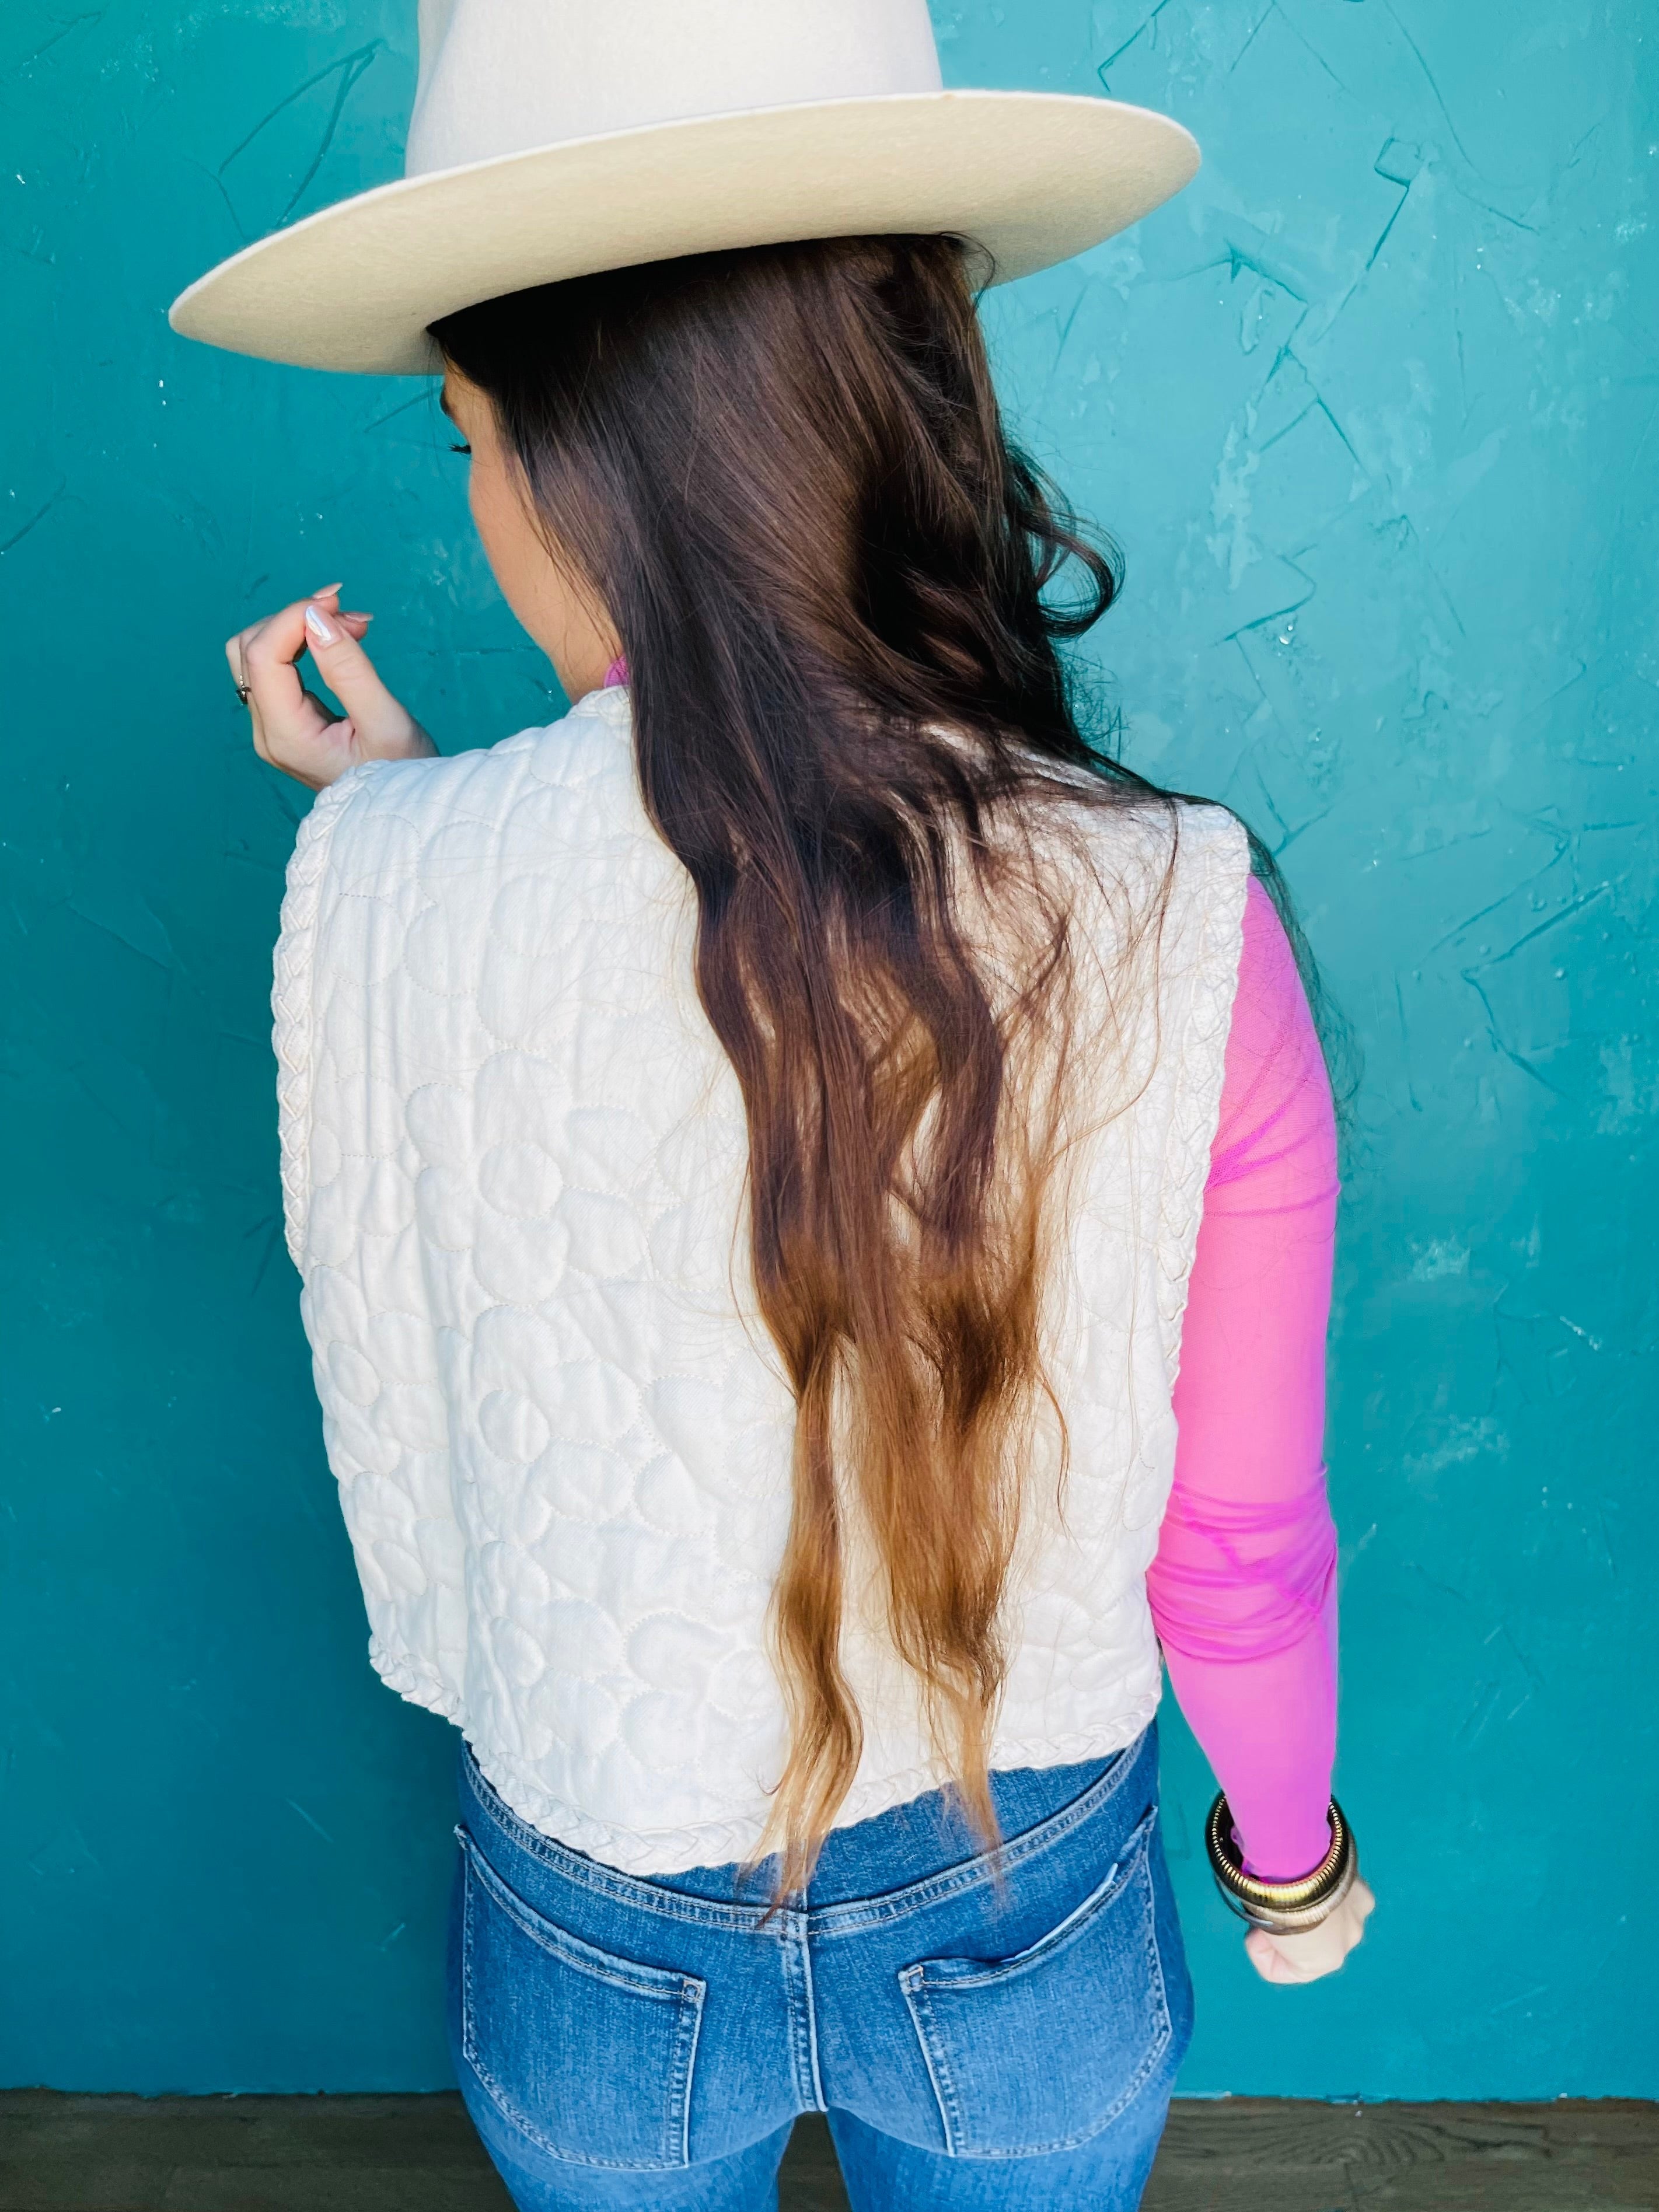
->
xmin=272 ymin=689 xmax=1247 ymax=1872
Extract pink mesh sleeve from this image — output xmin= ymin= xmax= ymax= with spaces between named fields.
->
xmin=1148 ymin=873 xmax=1340 ymax=1881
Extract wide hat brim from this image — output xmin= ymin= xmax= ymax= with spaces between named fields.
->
xmin=169 ymin=90 xmax=1199 ymax=375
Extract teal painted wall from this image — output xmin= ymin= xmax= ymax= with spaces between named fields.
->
xmin=3 ymin=0 xmax=1654 ymax=2097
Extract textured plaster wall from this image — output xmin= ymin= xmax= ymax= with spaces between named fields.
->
xmin=2 ymin=0 xmax=1654 ymax=2098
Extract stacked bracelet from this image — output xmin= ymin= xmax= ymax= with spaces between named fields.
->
xmin=1204 ymin=1792 xmax=1357 ymax=1933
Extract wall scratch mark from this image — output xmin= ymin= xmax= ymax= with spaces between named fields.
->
xmin=1314 ymin=394 xmax=1368 ymax=480
xmin=1483 ymin=1621 xmax=1545 ymax=1690
xmin=246 ymin=1212 xmax=286 ymax=1299
xmin=1227 ymin=1 xmax=1277 ymax=78
xmin=219 ymin=41 xmax=383 ymax=222
xmin=1364 ymin=187 xmax=1413 ymax=275
xmin=1220 ymin=571 xmax=1317 ymax=647
xmin=1214 ymin=243 xmax=1310 ymax=305
xmin=1479 ymin=883 xmax=1612 ymax=969
xmin=1451 ymin=181 xmax=1539 ymax=236
xmin=0 ymin=480 xmax=65 ymax=557
xmin=1097 ymin=0 xmax=1175 ymax=86
xmin=1272 ymin=5 xmax=1350 ymax=95
xmin=1393 ymin=979 xmax=1423 ymax=1112
xmin=67 ymin=892 xmax=176 ymax=971
xmin=1382 ymin=0 xmax=1480 ymax=173
xmin=1270 ymin=802 xmax=1335 ymax=857
xmin=1489 ymin=1983 xmax=1550 ymax=2017
xmin=1596 ymin=1507 xmax=1618 ymax=1579
xmin=1378 ymin=509 xmax=1469 ymax=639
xmin=10 ymin=12 xmax=101 ymax=76
xmin=1457 ymin=1680 xmax=1501 ymax=1746
xmin=362 ymin=390 xmax=435 ymax=435
xmin=1409 ymin=1558 xmax=1470 ymax=1606
xmin=1459 ymin=972 xmax=1562 ymax=1095
xmin=1256 ymin=406 xmax=1315 ymax=456
xmin=1557 ymin=1314 xmax=1604 ymax=1353
xmin=1425 ymin=864 xmax=1562 ymax=960
xmin=1612 ymin=394 xmax=1659 ymax=536
xmin=286 ymin=1800 xmax=336 ymax=1844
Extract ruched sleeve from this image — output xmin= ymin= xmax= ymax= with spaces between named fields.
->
xmin=1148 ymin=874 xmax=1341 ymax=1881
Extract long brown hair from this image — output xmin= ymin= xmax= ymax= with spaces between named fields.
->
xmin=434 ymin=237 xmax=1193 ymax=1890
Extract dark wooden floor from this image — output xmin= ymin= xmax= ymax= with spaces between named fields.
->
xmin=1 ymin=2092 xmax=1654 ymax=2210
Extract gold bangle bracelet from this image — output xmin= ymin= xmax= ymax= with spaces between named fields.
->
xmin=1205 ymin=1793 xmax=1356 ymax=1931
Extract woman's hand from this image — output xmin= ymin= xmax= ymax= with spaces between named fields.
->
xmin=226 ymin=585 xmax=437 ymax=791
xmin=1244 ymin=1873 xmax=1375 ymax=1984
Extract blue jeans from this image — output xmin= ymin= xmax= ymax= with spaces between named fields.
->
xmin=448 ymin=1723 xmax=1192 ymax=2210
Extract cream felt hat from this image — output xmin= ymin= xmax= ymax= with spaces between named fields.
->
xmin=169 ymin=0 xmax=1200 ymax=377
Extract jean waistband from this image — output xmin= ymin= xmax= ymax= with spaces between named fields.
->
xmin=459 ymin=1724 xmax=1154 ymax=1937
xmin=672 ymin=1741 xmax=1141 ymax=1908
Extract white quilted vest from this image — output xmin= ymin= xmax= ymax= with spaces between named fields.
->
xmin=274 ymin=687 xmax=1247 ymax=1872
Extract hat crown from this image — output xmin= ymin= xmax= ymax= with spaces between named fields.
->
xmin=406 ymin=0 xmax=945 ymax=177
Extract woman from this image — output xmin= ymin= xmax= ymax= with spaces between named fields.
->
xmin=180 ymin=4 xmax=1371 ymax=2206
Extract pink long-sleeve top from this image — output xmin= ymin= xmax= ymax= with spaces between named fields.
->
xmin=600 ymin=670 xmax=1340 ymax=1885
xmin=1151 ymin=873 xmax=1340 ymax=1881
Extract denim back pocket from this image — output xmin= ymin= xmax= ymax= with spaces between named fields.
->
xmin=457 ymin=1827 xmax=705 ymax=2171
xmin=899 ymin=1805 xmax=1170 ymax=2158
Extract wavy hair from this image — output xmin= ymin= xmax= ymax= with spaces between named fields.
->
xmin=436 ymin=237 xmax=1210 ymax=1890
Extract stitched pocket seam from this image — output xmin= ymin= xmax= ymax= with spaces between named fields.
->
xmin=904 ymin=1808 xmax=1156 ymax=1995
xmin=897 ymin=1819 xmax=1172 ymax=2159
xmin=900 ymin=1976 xmax=967 ymax=2155
xmin=460 ymin=1829 xmax=697 ymax=2001
xmin=458 ymin=1829 xmax=704 ymax=2171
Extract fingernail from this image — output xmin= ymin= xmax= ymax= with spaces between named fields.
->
xmin=309 ymin=581 xmax=343 ymax=600
xmin=305 ymin=602 xmax=341 ymax=645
